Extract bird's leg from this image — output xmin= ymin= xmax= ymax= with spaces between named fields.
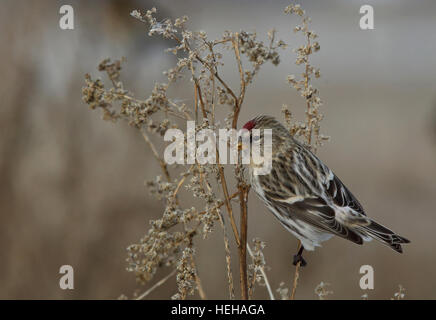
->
xmin=292 ymin=246 xmax=307 ymax=267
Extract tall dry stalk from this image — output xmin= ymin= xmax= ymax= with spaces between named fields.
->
xmin=284 ymin=4 xmax=328 ymax=299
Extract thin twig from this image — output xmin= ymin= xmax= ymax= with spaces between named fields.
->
xmin=206 ymin=42 xmax=217 ymax=126
xmin=195 ymin=84 xmax=208 ymax=120
xmin=194 ymin=82 xmax=198 ymax=122
xmin=290 ymin=241 xmax=302 ymax=300
xmin=141 ymin=130 xmax=170 ymax=181
xmin=219 ymin=215 xmax=236 ymax=300
xmin=197 ymin=190 xmax=240 ymax=216
xmin=218 ymin=165 xmax=241 ymax=246
xmin=188 ymin=60 xmax=208 ymax=120
xmin=232 ymin=32 xmax=246 ymax=128
xmin=191 ymin=258 xmax=207 ymax=300
xmin=195 ymin=274 xmax=207 ymax=300
xmin=173 ymin=165 xmax=194 ymax=197
xmin=136 ymin=269 xmax=176 ymax=300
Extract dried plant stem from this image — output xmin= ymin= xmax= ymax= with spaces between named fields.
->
xmin=200 ymin=170 xmax=235 ymax=299
xmin=238 ymin=185 xmax=250 ymax=299
xmin=218 ymin=165 xmax=241 ymax=246
xmin=290 ymin=241 xmax=302 ymax=300
xmin=194 ymin=83 xmax=198 ymax=122
xmin=191 ymin=259 xmax=207 ymax=300
xmin=117 ymin=90 xmax=189 ymax=120
xmin=231 ymin=32 xmax=251 ymax=299
xmin=189 ymin=61 xmax=207 ymax=120
xmin=195 ymin=84 xmax=208 ymax=119
xmin=247 ymin=244 xmax=275 ymax=300
xmin=194 ymin=275 xmax=207 ymax=300
xmin=173 ymin=175 xmax=188 ymax=197
xmin=285 ymin=4 xmax=324 ymax=299
xmin=232 ymin=33 xmax=246 ymax=128
xmin=248 ymin=268 xmax=257 ymax=299
xmin=218 ymin=214 xmax=236 ymax=300
xmin=304 ymin=33 xmax=313 ymax=145
xmin=141 ymin=130 xmax=170 ymax=181
xmin=197 ymin=190 xmax=240 ymax=216
xmin=290 ymin=32 xmax=312 ymax=299
xmin=136 ymin=269 xmax=176 ymax=300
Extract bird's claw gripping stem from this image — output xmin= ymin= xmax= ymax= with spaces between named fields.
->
xmin=292 ymin=254 xmax=307 ymax=267
xmin=293 ymin=245 xmax=307 ymax=267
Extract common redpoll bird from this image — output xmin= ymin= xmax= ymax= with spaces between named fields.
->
xmin=243 ymin=115 xmax=410 ymax=266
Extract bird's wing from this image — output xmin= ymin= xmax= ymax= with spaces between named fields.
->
xmin=292 ymin=143 xmax=370 ymax=226
xmin=324 ymin=172 xmax=366 ymax=216
xmin=271 ymin=195 xmax=364 ymax=245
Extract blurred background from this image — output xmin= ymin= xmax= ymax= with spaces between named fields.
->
xmin=1 ymin=0 xmax=435 ymax=299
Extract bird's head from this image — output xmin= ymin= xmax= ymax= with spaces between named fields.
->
xmin=241 ymin=115 xmax=291 ymax=150
xmin=243 ymin=115 xmax=289 ymax=136
xmin=243 ymin=115 xmax=288 ymax=130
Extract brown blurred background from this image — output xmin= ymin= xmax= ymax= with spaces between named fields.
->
xmin=1 ymin=0 xmax=435 ymax=299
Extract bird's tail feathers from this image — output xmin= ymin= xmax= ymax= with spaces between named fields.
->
xmin=356 ymin=219 xmax=410 ymax=253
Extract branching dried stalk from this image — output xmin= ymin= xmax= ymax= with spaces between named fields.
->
xmin=83 ymin=3 xmax=326 ymax=300
xmin=283 ymin=3 xmax=327 ymax=300
xmin=247 ymin=240 xmax=275 ymax=300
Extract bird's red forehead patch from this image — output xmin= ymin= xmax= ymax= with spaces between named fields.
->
xmin=242 ymin=119 xmax=256 ymax=131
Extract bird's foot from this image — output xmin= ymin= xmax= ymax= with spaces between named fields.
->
xmin=292 ymin=254 xmax=307 ymax=267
